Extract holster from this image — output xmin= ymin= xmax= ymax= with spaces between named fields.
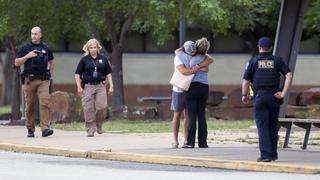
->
xmin=24 ymin=71 xmax=51 ymax=81
xmin=81 ymin=80 xmax=85 ymax=88
xmin=20 ymin=72 xmax=26 ymax=84
xmin=44 ymin=71 xmax=51 ymax=80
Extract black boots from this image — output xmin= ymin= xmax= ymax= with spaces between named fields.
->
xmin=27 ymin=128 xmax=35 ymax=138
xmin=42 ymin=128 xmax=54 ymax=137
xmin=27 ymin=128 xmax=54 ymax=137
xmin=257 ymin=157 xmax=272 ymax=162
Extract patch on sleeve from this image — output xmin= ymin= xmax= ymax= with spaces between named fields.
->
xmin=245 ymin=62 xmax=249 ymax=70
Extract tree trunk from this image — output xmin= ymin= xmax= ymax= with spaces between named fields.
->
xmin=0 ymin=54 xmax=4 ymax=105
xmin=3 ymin=37 xmax=21 ymax=119
xmin=111 ymin=47 xmax=124 ymax=107
xmin=105 ymin=14 xmax=134 ymax=107
xmin=243 ymin=31 xmax=258 ymax=56
xmin=1 ymin=37 xmax=17 ymax=106
xmin=72 ymin=0 xmax=110 ymax=57
xmin=11 ymin=66 xmax=21 ymax=119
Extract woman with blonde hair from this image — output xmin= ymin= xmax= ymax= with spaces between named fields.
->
xmin=75 ymin=39 xmax=113 ymax=137
xmin=182 ymin=37 xmax=213 ymax=148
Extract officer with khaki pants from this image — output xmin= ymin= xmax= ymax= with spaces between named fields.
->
xmin=75 ymin=39 xmax=113 ymax=137
xmin=15 ymin=26 xmax=54 ymax=138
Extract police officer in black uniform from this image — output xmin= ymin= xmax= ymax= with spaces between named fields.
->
xmin=242 ymin=37 xmax=293 ymax=162
xmin=15 ymin=26 xmax=54 ymax=137
xmin=75 ymin=38 xmax=113 ymax=137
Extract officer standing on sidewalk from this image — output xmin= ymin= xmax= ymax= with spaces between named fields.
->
xmin=15 ymin=26 xmax=54 ymax=138
xmin=75 ymin=38 xmax=113 ymax=137
xmin=242 ymin=37 xmax=293 ymax=162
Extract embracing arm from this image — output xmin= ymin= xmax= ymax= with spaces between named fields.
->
xmin=176 ymin=64 xmax=199 ymax=75
xmin=174 ymin=48 xmax=183 ymax=54
xmin=197 ymin=54 xmax=214 ymax=71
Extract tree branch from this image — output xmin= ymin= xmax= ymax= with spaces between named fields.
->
xmin=72 ymin=0 xmax=98 ymax=38
xmin=73 ymin=0 xmax=110 ymax=56
xmin=119 ymin=14 xmax=135 ymax=46
xmin=105 ymin=14 xmax=119 ymax=47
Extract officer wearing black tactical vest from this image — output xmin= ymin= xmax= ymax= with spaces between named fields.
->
xmin=15 ymin=26 xmax=54 ymax=138
xmin=242 ymin=37 xmax=293 ymax=162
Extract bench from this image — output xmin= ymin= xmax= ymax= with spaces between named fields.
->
xmin=137 ymin=96 xmax=172 ymax=118
xmin=137 ymin=96 xmax=172 ymax=105
xmin=278 ymin=118 xmax=320 ymax=149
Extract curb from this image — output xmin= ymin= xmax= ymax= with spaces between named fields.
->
xmin=0 ymin=143 xmax=319 ymax=174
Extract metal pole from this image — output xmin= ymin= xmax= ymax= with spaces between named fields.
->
xmin=273 ymin=0 xmax=309 ymax=117
xmin=179 ymin=0 xmax=186 ymax=47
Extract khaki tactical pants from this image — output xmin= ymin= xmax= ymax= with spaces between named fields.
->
xmin=82 ymin=83 xmax=108 ymax=132
xmin=23 ymin=79 xmax=51 ymax=131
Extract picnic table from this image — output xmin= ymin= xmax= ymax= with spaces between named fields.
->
xmin=278 ymin=118 xmax=320 ymax=149
xmin=137 ymin=96 xmax=172 ymax=105
xmin=137 ymin=96 xmax=172 ymax=119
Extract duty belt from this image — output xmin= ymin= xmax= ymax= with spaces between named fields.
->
xmin=86 ymin=81 xmax=105 ymax=85
xmin=26 ymin=73 xmax=50 ymax=81
xmin=256 ymin=89 xmax=277 ymax=94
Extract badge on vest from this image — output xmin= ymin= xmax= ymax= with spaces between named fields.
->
xmin=93 ymin=67 xmax=98 ymax=78
xmin=98 ymin=59 xmax=103 ymax=64
xmin=258 ymin=60 xmax=274 ymax=69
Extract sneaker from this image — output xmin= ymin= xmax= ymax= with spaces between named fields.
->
xmin=183 ymin=141 xmax=188 ymax=145
xmin=27 ymin=128 xmax=35 ymax=138
xmin=42 ymin=129 xmax=54 ymax=137
xmin=97 ymin=126 xmax=103 ymax=134
xmin=199 ymin=144 xmax=209 ymax=148
xmin=271 ymin=157 xmax=278 ymax=161
xmin=87 ymin=133 xmax=94 ymax=137
xmin=181 ymin=144 xmax=194 ymax=148
xmin=87 ymin=127 xmax=97 ymax=137
xmin=87 ymin=128 xmax=96 ymax=137
xmin=257 ymin=157 xmax=272 ymax=162
xmin=171 ymin=142 xmax=179 ymax=148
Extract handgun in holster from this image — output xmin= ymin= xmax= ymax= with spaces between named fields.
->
xmin=20 ymin=72 xmax=26 ymax=84
xmin=44 ymin=70 xmax=52 ymax=80
xmin=81 ymin=80 xmax=85 ymax=89
xmin=80 ymin=75 xmax=86 ymax=88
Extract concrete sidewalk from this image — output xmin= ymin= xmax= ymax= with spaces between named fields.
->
xmin=0 ymin=126 xmax=320 ymax=174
